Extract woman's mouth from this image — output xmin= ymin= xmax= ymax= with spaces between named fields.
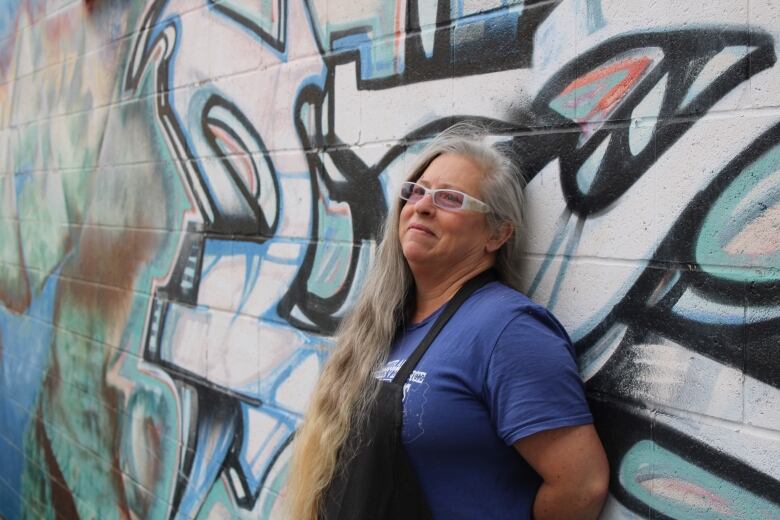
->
xmin=409 ymin=224 xmax=435 ymax=236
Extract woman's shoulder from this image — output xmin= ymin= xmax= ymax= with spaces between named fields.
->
xmin=467 ymin=281 xmax=543 ymax=314
xmin=465 ymin=281 xmax=571 ymax=341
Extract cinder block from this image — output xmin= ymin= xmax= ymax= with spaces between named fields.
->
xmin=355 ymin=32 xmax=455 ymax=146
xmin=206 ymin=4 xmax=274 ymax=79
xmin=85 ymin=161 xmax=186 ymax=231
xmin=745 ymin=374 xmax=780 ymax=431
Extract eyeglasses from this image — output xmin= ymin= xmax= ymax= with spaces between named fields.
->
xmin=399 ymin=181 xmax=490 ymax=213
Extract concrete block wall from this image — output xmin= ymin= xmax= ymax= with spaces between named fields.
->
xmin=1 ymin=0 xmax=778 ymax=518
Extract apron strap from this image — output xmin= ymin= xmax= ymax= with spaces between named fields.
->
xmin=391 ymin=269 xmax=498 ymax=385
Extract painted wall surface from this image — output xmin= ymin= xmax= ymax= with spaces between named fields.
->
xmin=1 ymin=0 xmax=778 ymax=518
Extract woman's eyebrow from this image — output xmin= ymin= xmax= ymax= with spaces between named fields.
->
xmin=416 ymin=180 xmax=465 ymax=191
xmin=437 ymin=183 xmax=462 ymax=190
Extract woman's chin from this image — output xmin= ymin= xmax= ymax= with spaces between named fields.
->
xmin=402 ymin=247 xmax=436 ymax=267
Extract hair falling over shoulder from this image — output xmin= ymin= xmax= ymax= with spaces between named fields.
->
xmin=285 ymin=204 xmax=412 ymax=519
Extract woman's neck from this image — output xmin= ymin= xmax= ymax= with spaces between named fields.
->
xmin=410 ymin=258 xmax=494 ymax=323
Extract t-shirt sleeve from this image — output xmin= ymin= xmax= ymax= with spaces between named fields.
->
xmin=484 ymin=307 xmax=593 ymax=446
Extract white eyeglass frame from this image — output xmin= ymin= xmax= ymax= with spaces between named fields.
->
xmin=399 ymin=181 xmax=491 ymax=213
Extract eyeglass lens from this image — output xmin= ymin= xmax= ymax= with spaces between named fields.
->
xmin=400 ymin=183 xmax=465 ymax=210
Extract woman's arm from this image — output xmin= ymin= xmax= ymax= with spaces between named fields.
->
xmin=514 ymin=424 xmax=609 ymax=520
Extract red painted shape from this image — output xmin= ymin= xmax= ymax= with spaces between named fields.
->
xmin=563 ymin=56 xmax=653 ymax=122
xmin=209 ymin=124 xmax=257 ymax=195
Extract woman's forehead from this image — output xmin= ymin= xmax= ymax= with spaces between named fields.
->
xmin=418 ymin=153 xmax=485 ymax=189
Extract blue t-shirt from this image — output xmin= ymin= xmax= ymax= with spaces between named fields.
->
xmin=375 ymin=281 xmax=592 ymax=520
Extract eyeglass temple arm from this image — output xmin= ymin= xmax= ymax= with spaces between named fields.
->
xmin=461 ymin=196 xmax=491 ymax=213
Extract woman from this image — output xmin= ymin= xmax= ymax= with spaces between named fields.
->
xmin=288 ymin=125 xmax=609 ymax=519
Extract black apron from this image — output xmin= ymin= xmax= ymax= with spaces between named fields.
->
xmin=321 ymin=270 xmax=498 ymax=520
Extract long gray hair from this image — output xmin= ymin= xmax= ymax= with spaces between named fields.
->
xmin=286 ymin=122 xmax=526 ymax=519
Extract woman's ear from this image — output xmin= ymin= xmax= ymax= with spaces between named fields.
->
xmin=485 ymin=221 xmax=513 ymax=253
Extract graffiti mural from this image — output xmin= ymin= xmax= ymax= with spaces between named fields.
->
xmin=1 ymin=0 xmax=778 ymax=518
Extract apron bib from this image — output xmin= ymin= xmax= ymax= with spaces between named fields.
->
xmin=321 ymin=270 xmax=497 ymax=520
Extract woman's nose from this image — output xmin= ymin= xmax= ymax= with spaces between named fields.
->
xmin=414 ymin=192 xmax=436 ymax=213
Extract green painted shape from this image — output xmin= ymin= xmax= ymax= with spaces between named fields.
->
xmin=696 ymin=143 xmax=780 ymax=282
xmin=0 ymin=177 xmax=21 ymax=266
xmin=549 ymin=69 xmax=628 ymax=121
xmin=120 ymin=386 xmax=181 ymax=519
xmin=16 ymin=171 xmax=69 ymax=281
xmin=21 ymin=328 xmax=123 ymax=519
xmin=315 ymin=2 xmax=401 ymax=76
xmin=620 ymin=440 xmax=780 ymax=519
xmin=681 ymin=46 xmax=750 ymax=108
xmin=196 ymin=481 xmax=238 ymax=518
xmin=7 ymin=2 xmax=197 ymax=518
xmin=60 ymin=167 xmax=93 ymax=226
xmin=576 ymin=135 xmax=610 ymax=193
xmin=307 ymin=196 xmax=353 ymax=299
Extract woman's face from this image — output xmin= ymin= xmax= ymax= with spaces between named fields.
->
xmin=399 ymin=153 xmax=498 ymax=275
